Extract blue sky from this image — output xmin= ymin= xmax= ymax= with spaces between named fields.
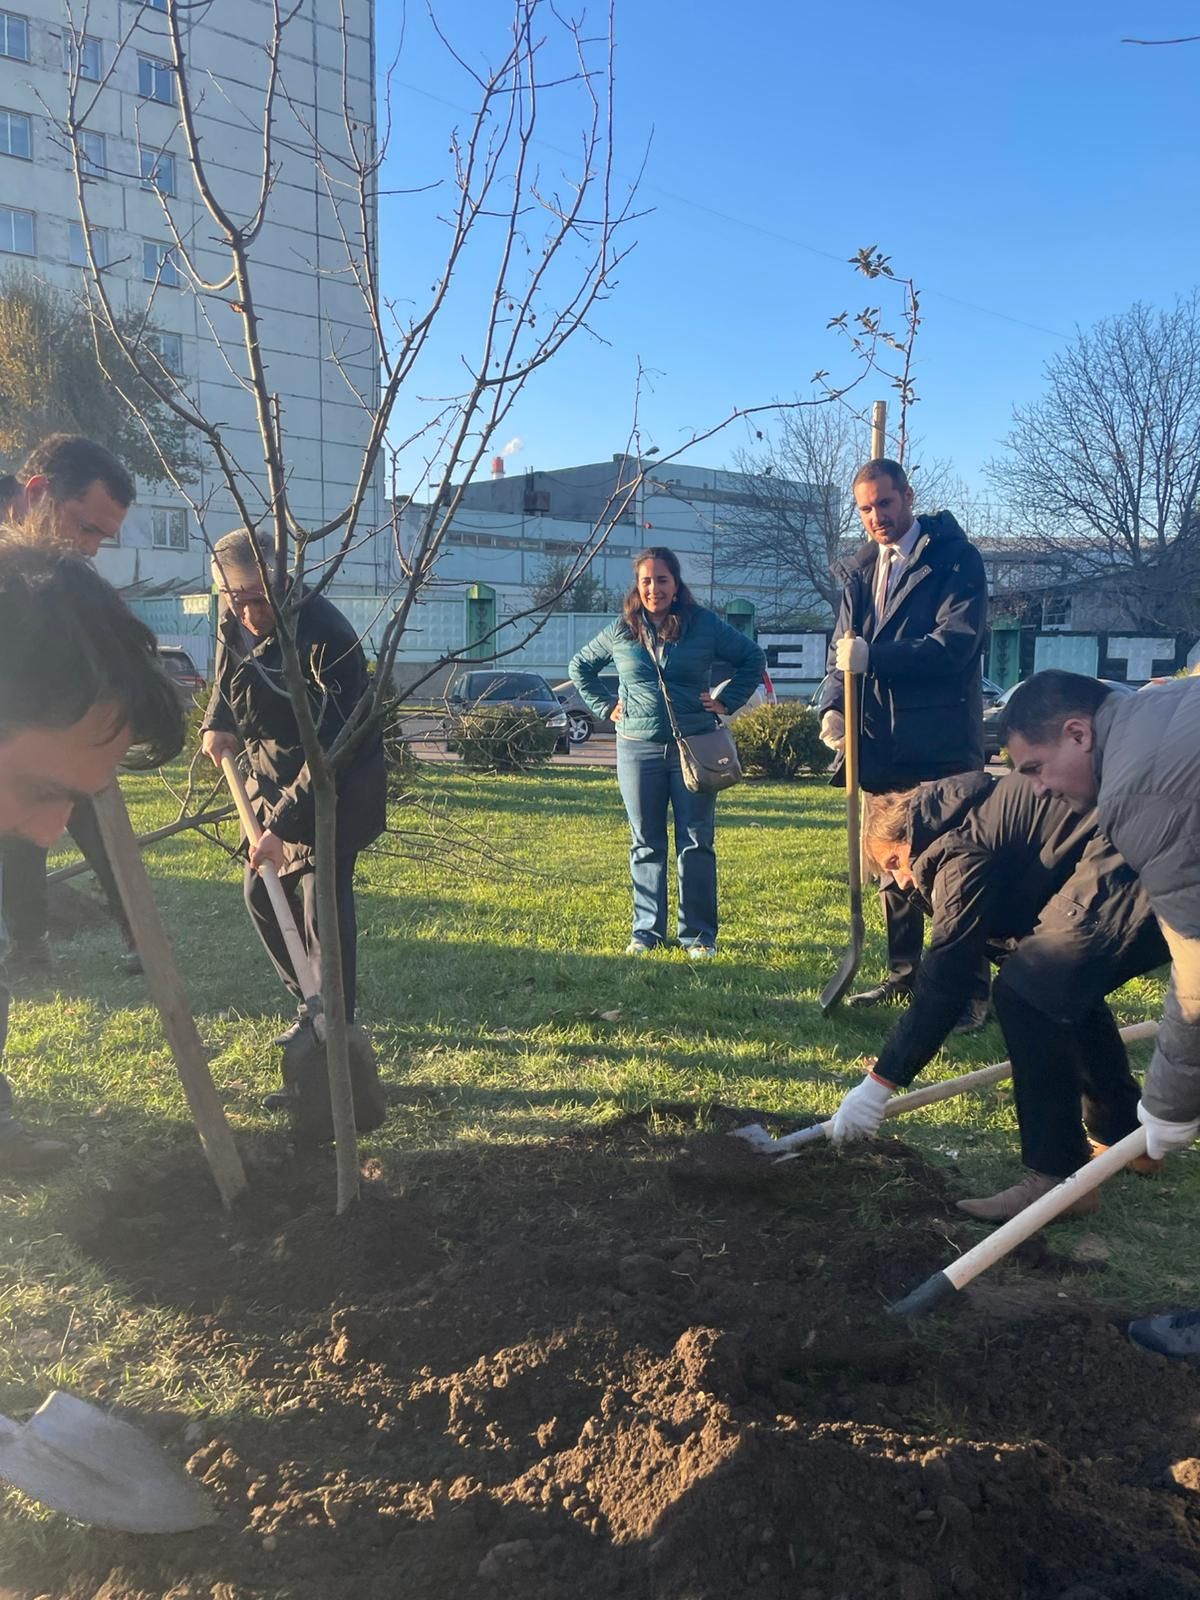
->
xmin=376 ymin=2 xmax=1200 ymax=498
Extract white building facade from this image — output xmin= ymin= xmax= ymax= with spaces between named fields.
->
xmin=0 ymin=0 xmax=385 ymax=597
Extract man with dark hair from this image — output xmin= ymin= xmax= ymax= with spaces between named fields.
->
xmin=818 ymin=458 xmax=989 ymax=1021
xmin=827 ymin=772 xmax=1167 ymax=1220
xmin=0 ymin=538 xmax=184 ymax=1173
xmin=200 ymin=531 xmax=386 ymax=1102
xmin=1003 ymin=669 xmax=1200 ymax=1356
xmin=1 ymin=435 xmax=138 ymax=974
xmin=15 ymin=433 xmax=135 ymax=558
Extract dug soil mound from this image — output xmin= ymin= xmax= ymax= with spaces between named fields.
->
xmin=18 ymin=1113 xmax=1200 ymax=1600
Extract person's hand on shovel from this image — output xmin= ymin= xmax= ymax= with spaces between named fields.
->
xmin=835 ymin=636 xmax=870 ymax=674
xmin=201 ymin=730 xmax=241 ymax=767
xmin=828 ymin=1068 xmax=897 ymax=1144
xmin=1137 ymin=1101 xmax=1200 ymax=1160
xmin=249 ymin=829 xmax=286 ymax=875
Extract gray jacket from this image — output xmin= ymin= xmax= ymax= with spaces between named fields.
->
xmin=1096 ymin=679 xmax=1200 ymax=1120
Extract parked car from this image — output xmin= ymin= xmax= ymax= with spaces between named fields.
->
xmin=553 ymin=666 xmax=776 ymax=745
xmin=981 ymin=674 xmax=1004 ymax=709
xmin=157 ymin=645 xmax=206 ymax=708
xmin=444 ymin=669 xmax=569 ymax=752
xmin=982 ymin=677 xmax=1137 ymax=760
xmin=552 ymin=678 xmax=618 ymax=744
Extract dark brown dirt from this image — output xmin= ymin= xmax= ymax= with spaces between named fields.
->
xmin=13 ymin=1112 xmax=1200 ymax=1600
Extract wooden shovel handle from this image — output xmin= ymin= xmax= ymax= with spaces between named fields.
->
xmin=944 ymin=1128 xmax=1148 ymax=1292
xmin=774 ymin=1019 xmax=1159 ymax=1161
xmin=842 ymin=636 xmax=862 ymax=910
xmin=220 ymin=756 xmax=323 ymax=1010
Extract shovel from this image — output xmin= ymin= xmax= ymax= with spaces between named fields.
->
xmin=891 ymin=1127 xmax=1148 ymax=1317
xmin=221 ymin=757 xmax=386 ymax=1145
xmin=0 ymin=1391 xmax=212 ymax=1533
xmin=819 ymin=643 xmax=864 ymax=1012
xmin=731 ymin=1020 xmax=1159 ymax=1158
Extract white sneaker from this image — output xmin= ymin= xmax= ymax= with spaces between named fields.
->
xmin=687 ymin=944 xmax=717 ymax=960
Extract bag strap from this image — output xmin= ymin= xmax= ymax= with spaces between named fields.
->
xmin=644 ymin=634 xmax=687 ymax=741
xmin=644 ymin=630 xmax=722 ymax=740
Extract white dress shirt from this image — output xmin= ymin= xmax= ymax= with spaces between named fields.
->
xmin=874 ymin=516 xmax=921 ymax=615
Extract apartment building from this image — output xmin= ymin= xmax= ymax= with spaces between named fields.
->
xmin=0 ymin=0 xmax=385 ymax=592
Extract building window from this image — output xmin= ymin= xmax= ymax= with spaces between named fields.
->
xmin=0 ymin=203 xmax=34 ymax=255
xmin=0 ymin=107 xmax=31 ymax=160
xmin=137 ymin=54 xmax=174 ymax=104
xmin=77 ymin=128 xmax=106 ymax=176
xmin=151 ymin=507 xmax=189 ymax=550
xmin=64 ymin=33 xmax=102 ymax=80
xmin=1041 ymin=594 xmax=1072 ymax=630
xmin=144 ymin=329 xmax=183 ymax=372
xmin=143 ymin=239 xmax=180 ymax=287
xmin=68 ymin=220 xmax=108 ymax=267
xmin=0 ymin=11 xmax=29 ymax=61
xmin=139 ymin=146 xmax=176 ymax=196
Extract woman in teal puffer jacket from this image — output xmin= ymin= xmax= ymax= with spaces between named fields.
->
xmin=569 ymin=547 xmax=765 ymax=956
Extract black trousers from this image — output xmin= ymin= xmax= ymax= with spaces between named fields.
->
xmin=992 ymin=916 xmax=1170 ymax=1178
xmin=243 ymin=852 xmax=361 ymax=1021
xmin=882 ymin=879 xmax=924 ymax=982
xmin=0 ymin=800 xmax=131 ymax=947
xmin=883 ymin=879 xmax=989 ymax=1001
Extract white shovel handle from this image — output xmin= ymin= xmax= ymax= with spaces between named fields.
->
xmin=220 ymin=756 xmax=325 ymax=1030
xmin=946 ymin=1128 xmax=1148 ymax=1292
xmin=772 ymin=1018 xmax=1159 ymax=1162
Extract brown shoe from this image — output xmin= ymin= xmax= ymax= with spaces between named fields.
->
xmin=956 ymin=1169 xmax=1099 ymax=1222
xmin=1087 ymin=1138 xmax=1163 ymax=1177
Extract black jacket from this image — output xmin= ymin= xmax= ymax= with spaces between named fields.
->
xmin=202 ymin=592 xmax=386 ymax=860
xmin=818 ymin=511 xmax=987 ymax=792
xmin=874 ymin=772 xmax=1160 ymax=1087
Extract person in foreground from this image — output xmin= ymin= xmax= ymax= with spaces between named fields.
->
xmin=1001 ymin=669 xmax=1200 ymax=1357
xmin=569 ymin=547 xmax=765 ymax=957
xmin=199 ymin=531 xmax=386 ymax=1099
xmin=0 ymin=538 xmax=184 ymax=1174
xmin=826 ymin=771 xmax=1167 ymax=1221
xmin=0 ymin=435 xmax=141 ymax=975
xmin=818 ymin=458 xmax=989 ymax=1026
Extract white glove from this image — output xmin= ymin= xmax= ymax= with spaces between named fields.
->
xmin=835 ymin=636 xmax=870 ymax=674
xmin=828 ymin=1072 xmax=894 ymax=1145
xmin=820 ymin=710 xmax=845 ymax=752
xmin=1137 ymin=1101 xmax=1200 ymax=1161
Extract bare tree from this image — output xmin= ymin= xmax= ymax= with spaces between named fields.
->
xmin=52 ymin=0 xmax=643 ymax=1212
xmin=55 ymin=1 xmax=897 ymax=1211
xmin=987 ymin=294 xmax=1200 ymax=631
xmin=727 ymin=409 xmax=964 ymax=625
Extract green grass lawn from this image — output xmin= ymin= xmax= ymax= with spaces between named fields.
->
xmin=1 ymin=757 xmax=1195 ymax=1527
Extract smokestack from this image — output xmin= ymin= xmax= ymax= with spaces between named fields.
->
xmin=491 ymin=456 xmax=505 ymax=479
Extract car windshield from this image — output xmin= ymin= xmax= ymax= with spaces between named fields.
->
xmin=464 ymin=673 xmax=551 ymax=703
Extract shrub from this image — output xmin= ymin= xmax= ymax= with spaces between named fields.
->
xmin=447 ymin=704 xmax=558 ymax=771
xmin=732 ymin=701 xmax=832 ymax=780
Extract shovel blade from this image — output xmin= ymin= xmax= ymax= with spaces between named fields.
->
xmin=819 ymin=912 xmax=865 ymax=1012
xmin=0 ymin=1392 xmax=213 ymax=1533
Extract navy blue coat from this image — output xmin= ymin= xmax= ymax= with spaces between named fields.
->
xmin=818 ymin=511 xmax=987 ymax=792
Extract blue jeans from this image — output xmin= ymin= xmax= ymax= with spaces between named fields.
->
xmin=615 ymin=736 xmax=718 ymax=947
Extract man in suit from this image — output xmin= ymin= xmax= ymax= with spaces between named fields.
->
xmin=818 ymin=458 xmax=989 ymax=1023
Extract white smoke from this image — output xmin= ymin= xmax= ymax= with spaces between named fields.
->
xmin=501 ymin=437 xmax=523 ymax=458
